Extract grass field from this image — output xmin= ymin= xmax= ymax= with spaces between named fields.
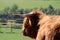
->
xmin=0 ymin=28 xmax=32 ymax=40
xmin=0 ymin=0 xmax=60 ymax=10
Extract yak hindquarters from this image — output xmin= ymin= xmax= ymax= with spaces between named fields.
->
xmin=46 ymin=26 xmax=60 ymax=40
xmin=53 ymin=26 xmax=60 ymax=40
xmin=36 ymin=25 xmax=60 ymax=40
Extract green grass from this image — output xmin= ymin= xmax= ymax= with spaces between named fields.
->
xmin=0 ymin=0 xmax=60 ymax=10
xmin=0 ymin=28 xmax=32 ymax=40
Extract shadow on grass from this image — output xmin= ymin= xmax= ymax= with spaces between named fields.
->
xmin=5 ymin=32 xmax=15 ymax=34
xmin=0 ymin=31 xmax=16 ymax=34
xmin=0 ymin=31 xmax=3 ymax=33
xmin=0 ymin=32 xmax=20 ymax=34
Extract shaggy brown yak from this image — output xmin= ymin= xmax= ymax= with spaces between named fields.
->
xmin=13 ymin=10 xmax=60 ymax=40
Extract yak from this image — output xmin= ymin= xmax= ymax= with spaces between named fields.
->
xmin=13 ymin=10 xmax=60 ymax=40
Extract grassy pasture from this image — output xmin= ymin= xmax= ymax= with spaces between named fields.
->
xmin=0 ymin=0 xmax=60 ymax=10
xmin=0 ymin=28 xmax=32 ymax=40
xmin=0 ymin=22 xmax=32 ymax=40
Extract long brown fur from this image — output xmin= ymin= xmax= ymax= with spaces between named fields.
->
xmin=22 ymin=10 xmax=60 ymax=40
xmin=22 ymin=10 xmax=41 ymax=39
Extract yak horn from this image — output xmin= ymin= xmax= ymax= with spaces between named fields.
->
xmin=12 ymin=13 xmax=32 ymax=17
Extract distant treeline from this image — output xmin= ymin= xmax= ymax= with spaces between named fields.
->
xmin=0 ymin=4 xmax=60 ymax=22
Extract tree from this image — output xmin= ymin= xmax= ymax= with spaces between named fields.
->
xmin=24 ymin=9 xmax=31 ymax=13
xmin=19 ymin=9 xmax=25 ymax=14
xmin=40 ymin=8 xmax=48 ymax=14
xmin=10 ymin=4 xmax=18 ymax=14
xmin=3 ymin=7 xmax=10 ymax=14
xmin=47 ymin=5 xmax=54 ymax=15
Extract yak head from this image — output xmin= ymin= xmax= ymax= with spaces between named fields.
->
xmin=22 ymin=10 xmax=45 ymax=39
xmin=13 ymin=10 xmax=45 ymax=39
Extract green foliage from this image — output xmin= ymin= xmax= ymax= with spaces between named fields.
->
xmin=9 ymin=4 xmax=18 ymax=14
xmin=40 ymin=5 xmax=60 ymax=15
xmin=0 ymin=4 xmax=60 ymax=21
xmin=19 ymin=9 xmax=25 ymax=14
xmin=47 ymin=5 xmax=54 ymax=14
xmin=3 ymin=7 xmax=10 ymax=14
